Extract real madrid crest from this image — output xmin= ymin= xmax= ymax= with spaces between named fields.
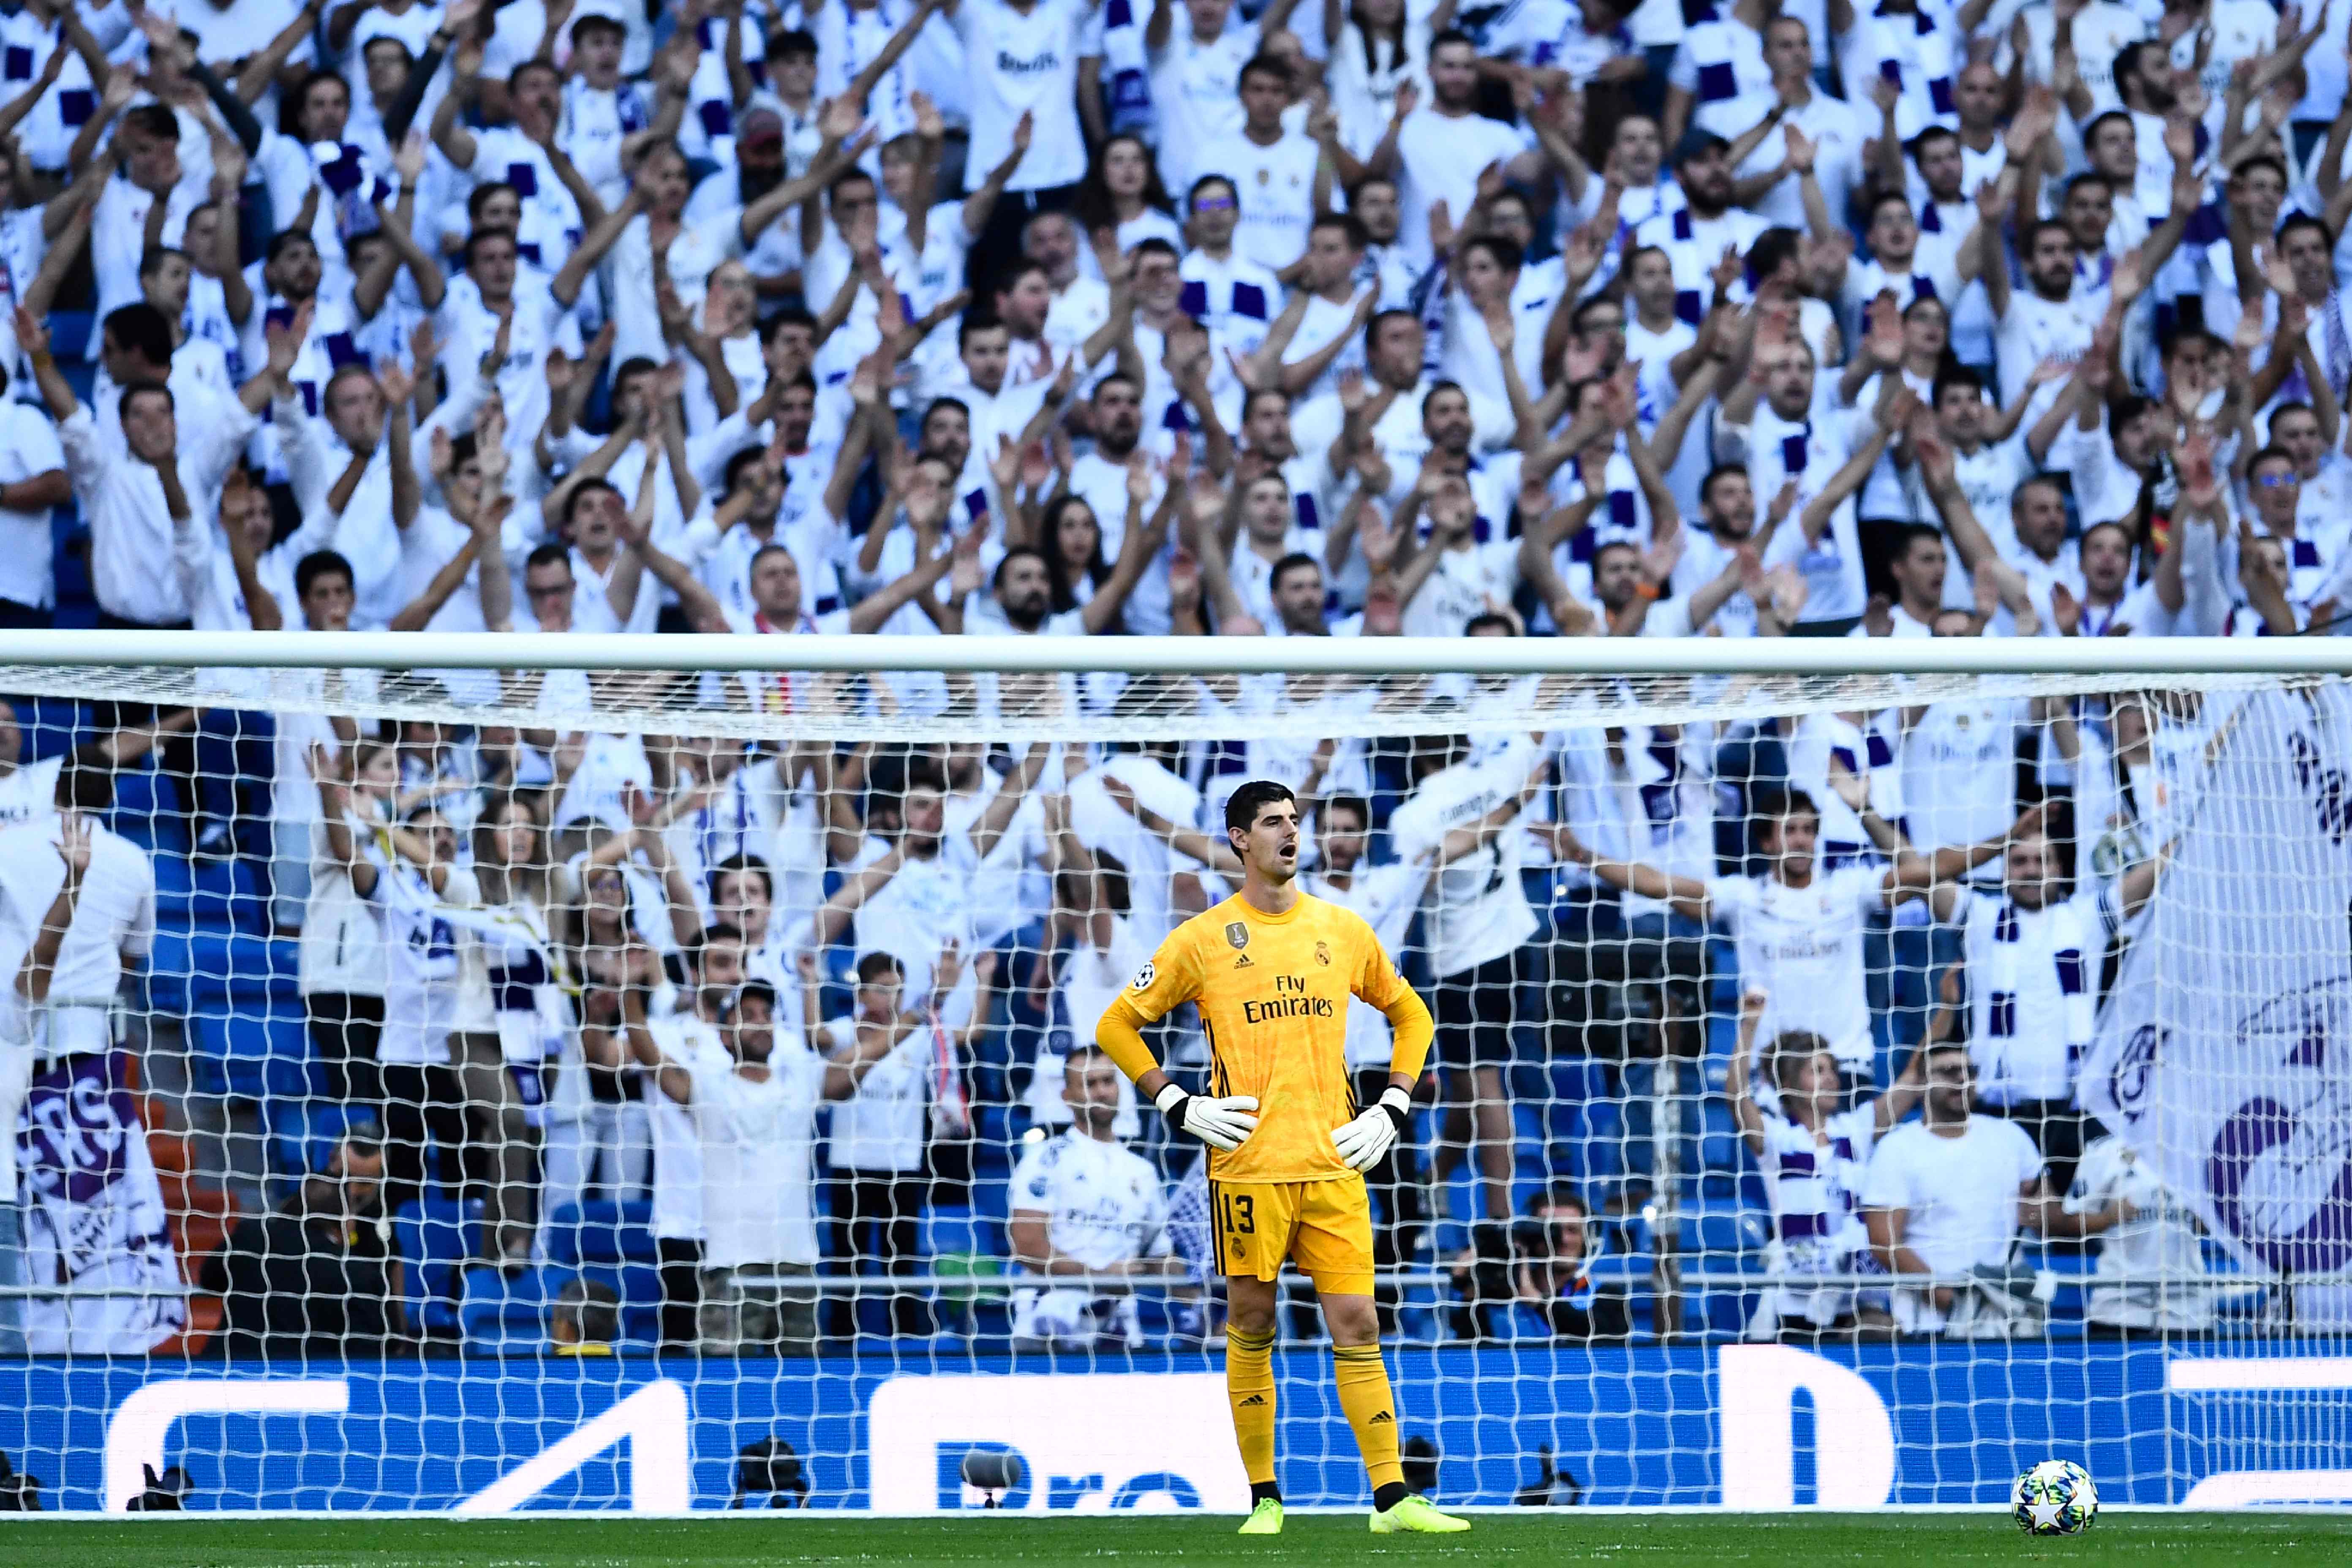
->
xmin=1315 ymin=940 xmax=1331 ymax=966
xmin=1226 ymin=922 xmax=1250 ymax=950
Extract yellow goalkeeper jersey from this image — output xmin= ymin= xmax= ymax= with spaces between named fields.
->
xmin=1099 ymin=890 xmax=1431 ymax=1183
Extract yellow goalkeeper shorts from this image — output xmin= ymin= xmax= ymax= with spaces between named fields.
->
xmin=1209 ymin=1176 xmax=1375 ymax=1296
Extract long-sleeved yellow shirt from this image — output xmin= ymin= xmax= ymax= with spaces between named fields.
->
xmin=1095 ymin=890 xmax=1434 ymax=1182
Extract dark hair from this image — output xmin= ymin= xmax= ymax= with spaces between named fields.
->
xmin=1321 ymin=792 xmax=1371 ymax=828
xmin=466 ymin=182 xmax=520 ymax=222
xmin=118 ymin=377 xmax=175 ymax=419
xmin=2112 ymin=42 xmax=2163 ymax=96
xmin=1866 ymin=189 xmax=1915 ymax=228
xmin=1932 ymin=367 xmax=1987 ymax=406
xmin=922 ymin=396 xmax=970 ymax=432
xmin=1890 ymin=520 xmax=1944 ymax=561
xmin=2083 ymin=109 xmax=2136 ymax=150
xmin=2279 ymin=213 xmax=2335 ymax=253
xmin=762 ymin=306 xmax=819 ymax=343
xmin=296 ymin=550 xmax=354 ymax=599
xmin=1429 ymin=26 xmax=1478 ymax=53
xmin=561 ymin=478 xmax=621 ymax=528
xmin=1465 ymin=610 xmax=1517 ymax=636
xmin=124 ymin=103 xmax=178 ymax=142
xmin=958 ymin=312 xmax=1009 ymax=349
xmin=1700 ymin=464 xmax=1749 ymax=510
xmin=2235 ymin=153 xmax=2289 ymax=190
xmin=137 ymin=245 xmax=188 ymax=280
xmin=1310 ymin=210 xmax=1369 ymax=250
xmin=1908 ymin=125 xmax=1959 ymax=161
xmin=1462 ymin=234 xmax=1524 ymax=274
xmin=1269 ymin=551 xmax=1323 ymax=595
xmin=265 ymin=227 xmax=319 ymax=266
xmin=1744 ymin=226 xmax=1802 ymax=283
xmin=553 ymin=1276 xmax=620 ymax=1344
xmin=1241 ymin=386 xmax=1290 ymax=423
xmin=1239 ymin=53 xmax=1293 ymax=89
xmin=2249 ymin=444 xmax=2298 ymax=474
xmin=510 ymin=57 xmax=562 ymax=91
xmin=103 ymin=305 xmax=174 ymax=369
xmin=1765 ymin=1030 xmax=1838 ymax=1090
xmin=525 ymin=541 xmax=573 ymax=575
xmin=710 ymin=851 xmax=774 ymax=903
xmin=733 ymin=979 xmax=779 ymax=1017
xmin=1042 ymin=494 xmax=1112 ymax=611
xmin=1130 ymin=236 xmax=1181 ymax=270
xmin=992 ymin=543 xmax=1051 ymax=593
xmin=1072 ymin=132 xmax=1176 ymax=232
xmin=1187 ymin=173 xmax=1238 ymax=215
xmin=2024 ymin=217 xmax=2076 ymax=253
xmin=1751 ymin=787 xmax=1818 ymax=825
xmin=855 ymin=950 xmax=904 ymax=984
xmin=1224 ymin=779 xmax=1297 ymax=836
xmin=725 ymin=447 xmax=778 ymax=500
xmin=1366 ymin=308 xmax=1422 ymax=353
xmin=2062 ymin=171 xmax=2114 ymax=204
xmin=772 ymin=27 xmax=819 ymax=60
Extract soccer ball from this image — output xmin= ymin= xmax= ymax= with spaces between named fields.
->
xmin=2011 ymin=1459 xmax=2099 ymax=1536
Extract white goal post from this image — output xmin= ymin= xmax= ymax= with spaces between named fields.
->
xmin=0 ymin=632 xmax=2347 ymax=1514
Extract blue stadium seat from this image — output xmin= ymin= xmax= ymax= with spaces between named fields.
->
xmin=576 ymin=1262 xmax=664 ymax=1345
xmin=108 ymin=766 xmax=187 ymax=856
xmin=187 ymin=1002 xmax=314 ymax=1102
xmin=393 ymin=1197 xmax=481 ymax=1338
xmin=47 ymin=311 xmax=92 ymax=360
xmin=459 ymin=1264 xmax=563 ymax=1350
xmin=265 ymin=1099 xmax=368 ymax=1188
xmin=544 ymin=1200 xmax=656 ymax=1267
xmin=147 ymin=928 xmax=301 ymax=1014
xmin=1674 ymin=1201 xmax=1769 ymax=1337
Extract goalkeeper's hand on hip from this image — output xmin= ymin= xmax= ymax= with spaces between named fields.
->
xmin=1154 ymin=1084 xmax=1259 ymax=1150
xmin=1331 ymin=1087 xmax=1413 ymax=1171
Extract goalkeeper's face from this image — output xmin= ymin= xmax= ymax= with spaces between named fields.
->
xmin=1233 ymin=799 xmax=1302 ymax=884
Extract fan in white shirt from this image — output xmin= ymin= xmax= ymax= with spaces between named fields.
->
xmin=1862 ymin=1042 xmax=2124 ymax=1334
xmin=0 ymin=808 xmax=155 ymax=1063
xmin=1726 ymin=989 xmax=1926 ymax=1335
xmin=1391 ymin=31 xmax=1539 ymax=267
xmin=1562 ymin=783 xmax=2036 ymax=1072
xmin=1007 ymin=1047 xmax=1184 ymax=1349
xmin=627 ymin=967 xmax=903 ymax=1351
xmin=1189 ymin=51 xmax=1328 ymax=272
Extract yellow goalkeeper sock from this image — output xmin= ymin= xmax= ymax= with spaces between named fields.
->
xmin=1225 ymin=1323 xmax=1279 ymax=1492
xmin=1332 ymin=1342 xmax=1405 ymax=1495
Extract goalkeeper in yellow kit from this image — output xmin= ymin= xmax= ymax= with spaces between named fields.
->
xmin=1096 ymin=779 xmax=1468 ymax=1537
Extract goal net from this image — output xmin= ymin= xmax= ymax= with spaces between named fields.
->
xmin=0 ymin=632 xmax=2346 ymax=1515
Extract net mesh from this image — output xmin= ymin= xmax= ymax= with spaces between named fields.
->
xmin=0 ymin=648 xmax=2345 ymax=1514
xmin=0 ymin=650 xmax=2292 ymax=744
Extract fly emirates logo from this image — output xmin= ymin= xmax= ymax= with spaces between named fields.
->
xmin=1241 ymin=973 xmax=1335 ymax=1025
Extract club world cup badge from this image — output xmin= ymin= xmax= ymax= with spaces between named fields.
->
xmin=1226 ymin=922 xmax=1250 ymax=950
xmin=1315 ymin=940 xmax=1331 ymax=966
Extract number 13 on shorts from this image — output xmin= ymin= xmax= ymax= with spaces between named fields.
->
xmin=1209 ymin=1178 xmax=1378 ymax=1295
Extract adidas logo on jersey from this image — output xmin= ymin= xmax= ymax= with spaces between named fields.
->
xmin=1234 ymin=954 xmax=1254 ymax=968
xmin=1368 ymin=1410 xmax=1394 ymax=1424
xmin=1237 ymin=1394 xmax=1267 ymax=1407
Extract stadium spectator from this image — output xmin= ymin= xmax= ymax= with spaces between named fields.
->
xmin=627 ymin=972 xmax=900 ymax=1356
xmin=206 ymin=1132 xmax=402 ymax=1361
xmin=812 ymin=947 xmax=991 ymax=1338
xmin=1508 ymin=1187 xmax=1630 ymax=1342
xmin=0 ymin=0 xmax=2310 ymax=1383
xmin=1861 ymin=1043 xmax=2131 ymax=1337
xmin=550 ymin=1276 xmax=621 ymax=1356
xmin=1727 ymin=990 xmax=1924 ymax=1338
xmin=1007 ymin=1045 xmax=1187 ymax=1351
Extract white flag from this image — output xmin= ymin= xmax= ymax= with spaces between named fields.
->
xmin=2081 ymin=686 xmax=2352 ymax=1280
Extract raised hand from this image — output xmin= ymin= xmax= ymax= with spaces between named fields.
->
xmin=394 ymin=128 xmax=428 ymax=187
xmin=1864 ymin=289 xmax=1904 ymax=366
xmin=1782 ymin=122 xmax=1817 ymax=175
xmin=13 ymin=305 xmax=47 ymax=361
xmin=376 ymin=358 xmax=416 ymax=409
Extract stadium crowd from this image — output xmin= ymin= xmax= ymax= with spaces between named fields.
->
xmin=0 ymin=0 xmax=2308 ymax=1357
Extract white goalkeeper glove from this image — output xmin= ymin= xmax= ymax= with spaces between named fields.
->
xmin=1155 ymin=1084 xmax=1260 ymax=1151
xmin=1331 ymin=1087 xmax=1413 ymax=1171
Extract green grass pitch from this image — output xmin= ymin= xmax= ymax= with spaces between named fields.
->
xmin=4 ymin=1513 xmax=2352 ymax=1567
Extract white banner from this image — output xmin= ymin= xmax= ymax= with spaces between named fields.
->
xmin=2081 ymin=687 xmax=2352 ymax=1280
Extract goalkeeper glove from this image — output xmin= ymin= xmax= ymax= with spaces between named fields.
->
xmin=1154 ymin=1084 xmax=1260 ymax=1151
xmin=1331 ymin=1087 xmax=1413 ymax=1171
